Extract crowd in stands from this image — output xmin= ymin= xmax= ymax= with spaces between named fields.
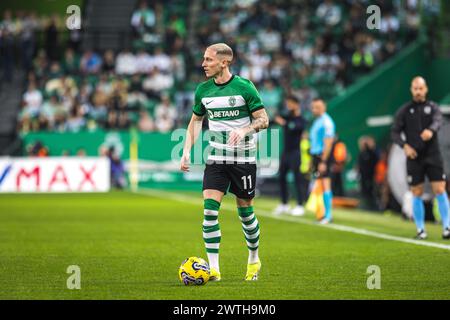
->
xmin=0 ymin=0 xmax=427 ymax=134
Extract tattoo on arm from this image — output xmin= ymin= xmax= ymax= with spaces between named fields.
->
xmin=248 ymin=109 xmax=269 ymax=133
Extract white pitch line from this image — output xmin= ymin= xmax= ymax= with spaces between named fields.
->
xmin=134 ymin=189 xmax=450 ymax=252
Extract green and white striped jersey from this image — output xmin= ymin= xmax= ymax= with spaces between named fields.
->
xmin=192 ymin=75 xmax=265 ymax=163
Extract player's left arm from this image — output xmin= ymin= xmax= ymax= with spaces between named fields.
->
xmin=228 ymin=80 xmax=268 ymax=146
xmin=228 ymin=108 xmax=269 ymax=146
xmin=248 ymin=108 xmax=270 ymax=133
xmin=421 ymin=103 xmax=443 ymax=141
xmin=318 ymin=119 xmax=335 ymax=173
xmin=318 ymin=137 xmax=334 ymax=174
xmin=321 ymin=137 xmax=334 ymax=163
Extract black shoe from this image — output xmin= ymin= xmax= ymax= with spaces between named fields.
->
xmin=415 ymin=230 xmax=427 ymax=240
xmin=443 ymin=228 xmax=450 ymax=240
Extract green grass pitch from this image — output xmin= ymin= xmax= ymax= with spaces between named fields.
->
xmin=0 ymin=190 xmax=449 ymax=300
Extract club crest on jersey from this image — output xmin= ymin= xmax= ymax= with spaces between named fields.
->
xmin=424 ymin=106 xmax=431 ymax=114
xmin=228 ymin=96 xmax=236 ymax=107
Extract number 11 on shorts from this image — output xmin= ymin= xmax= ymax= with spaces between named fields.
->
xmin=242 ymin=175 xmax=252 ymax=190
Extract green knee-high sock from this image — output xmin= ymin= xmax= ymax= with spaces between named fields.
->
xmin=238 ymin=206 xmax=260 ymax=264
xmin=203 ymin=199 xmax=221 ymax=271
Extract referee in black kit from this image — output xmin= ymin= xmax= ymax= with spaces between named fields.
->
xmin=391 ymin=76 xmax=449 ymax=240
xmin=273 ymin=95 xmax=307 ymax=216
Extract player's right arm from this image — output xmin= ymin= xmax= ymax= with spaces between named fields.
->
xmin=391 ymin=106 xmax=406 ymax=148
xmin=391 ymin=105 xmax=417 ymax=159
xmin=318 ymin=118 xmax=335 ymax=174
xmin=180 ymin=113 xmax=204 ymax=172
xmin=181 ymin=86 xmax=205 ymax=172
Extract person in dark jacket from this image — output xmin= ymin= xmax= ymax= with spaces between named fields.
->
xmin=391 ymin=76 xmax=449 ymax=240
xmin=273 ymin=95 xmax=307 ymax=216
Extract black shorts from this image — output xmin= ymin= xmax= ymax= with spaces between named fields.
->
xmin=203 ymin=162 xmax=257 ymax=199
xmin=312 ymin=155 xmax=332 ymax=179
xmin=407 ymin=153 xmax=446 ymax=186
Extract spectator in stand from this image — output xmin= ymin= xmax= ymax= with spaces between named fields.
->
xmin=131 ymin=0 xmax=156 ymax=37
xmin=102 ymin=50 xmax=116 ymax=74
xmin=0 ymin=10 xmax=15 ymax=33
xmin=97 ymin=74 xmax=112 ymax=97
xmin=380 ymin=11 xmax=400 ymax=35
xmin=316 ymin=0 xmax=342 ymax=27
xmin=257 ymin=26 xmax=282 ymax=53
xmin=66 ymin=103 xmax=86 ymax=132
xmin=61 ymin=48 xmax=80 ymax=75
xmin=135 ymin=48 xmax=154 ymax=74
xmin=115 ymin=48 xmax=137 ymax=75
xmin=154 ymin=93 xmax=176 ymax=132
xmin=142 ymin=68 xmax=174 ymax=99
xmin=76 ymin=148 xmax=87 ymax=156
xmin=44 ymin=15 xmax=60 ymax=61
xmin=166 ymin=14 xmax=187 ymax=43
xmin=80 ymin=50 xmax=102 ymax=74
xmin=152 ymin=47 xmax=172 ymax=73
xmin=138 ymin=109 xmax=155 ymax=132
xmin=40 ymin=94 xmax=66 ymax=131
xmin=45 ymin=74 xmax=77 ymax=99
xmin=351 ymin=45 xmax=374 ymax=77
xmin=259 ymin=79 xmax=283 ymax=122
xmin=19 ymin=11 xmax=38 ymax=72
xmin=117 ymin=111 xmax=131 ymax=130
xmin=67 ymin=27 xmax=82 ymax=53
xmin=105 ymin=110 xmax=118 ymax=130
xmin=127 ymin=74 xmax=147 ymax=109
xmin=155 ymin=112 xmax=174 ymax=133
xmin=27 ymin=141 xmax=49 ymax=157
xmin=240 ymin=47 xmax=270 ymax=84
xmin=89 ymin=89 xmax=108 ymax=127
xmin=32 ymin=49 xmax=49 ymax=82
xmin=405 ymin=5 xmax=421 ymax=41
xmin=18 ymin=81 xmax=43 ymax=132
xmin=170 ymin=49 xmax=186 ymax=83
xmin=22 ymin=81 xmax=43 ymax=117
xmin=47 ymin=61 xmax=64 ymax=79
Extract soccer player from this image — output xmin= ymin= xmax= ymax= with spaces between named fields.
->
xmin=309 ymin=98 xmax=336 ymax=224
xmin=273 ymin=95 xmax=307 ymax=216
xmin=180 ymin=43 xmax=269 ymax=281
xmin=391 ymin=76 xmax=449 ymax=240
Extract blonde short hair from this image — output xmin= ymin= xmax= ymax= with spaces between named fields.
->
xmin=207 ymin=43 xmax=233 ymax=62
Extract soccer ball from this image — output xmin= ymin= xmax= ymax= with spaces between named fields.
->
xmin=178 ymin=257 xmax=210 ymax=286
